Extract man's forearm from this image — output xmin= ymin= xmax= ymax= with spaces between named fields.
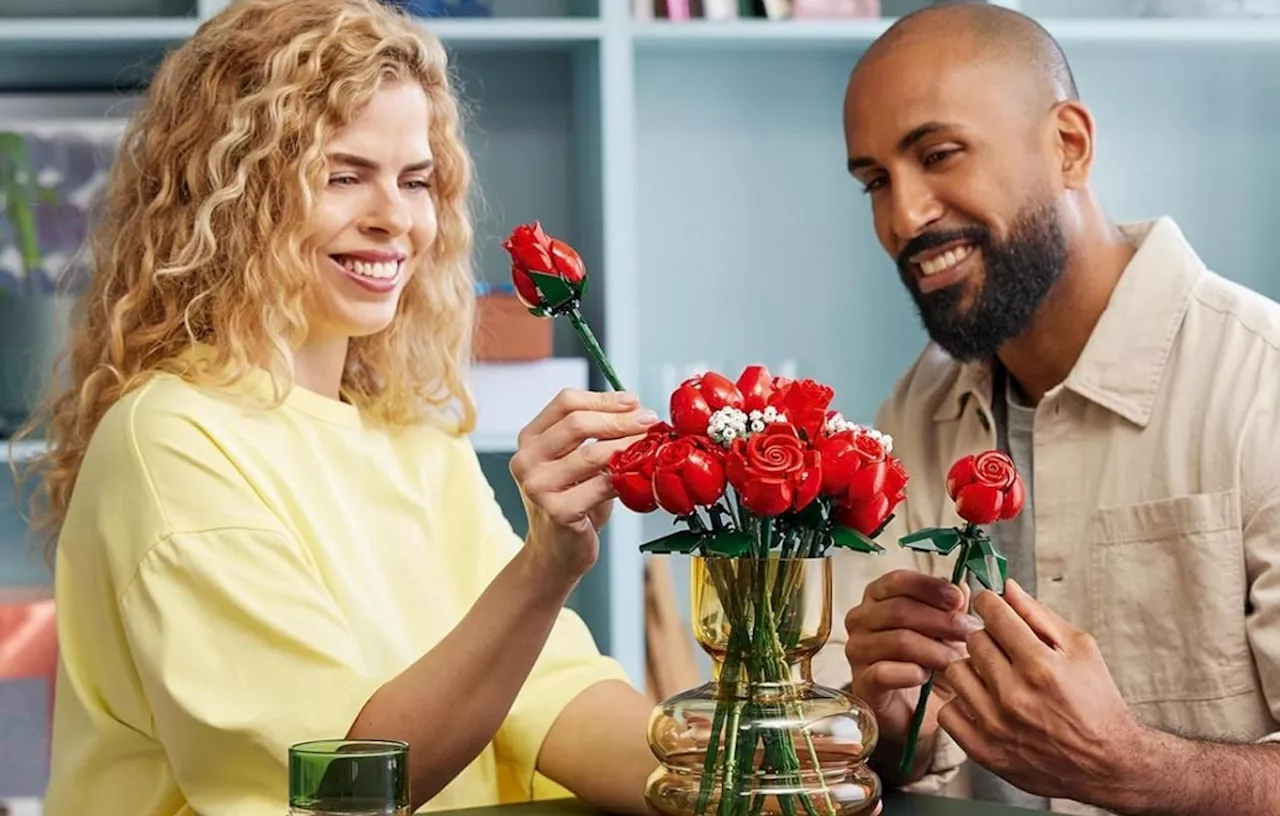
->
xmin=347 ymin=545 xmax=577 ymax=809
xmin=1107 ymin=726 xmax=1280 ymax=816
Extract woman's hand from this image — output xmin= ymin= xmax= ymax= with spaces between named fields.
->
xmin=509 ymin=389 xmax=659 ymax=581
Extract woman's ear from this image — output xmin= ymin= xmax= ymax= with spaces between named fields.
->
xmin=1054 ymin=99 xmax=1095 ymax=190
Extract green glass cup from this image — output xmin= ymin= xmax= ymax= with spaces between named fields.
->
xmin=288 ymin=739 xmax=411 ymax=816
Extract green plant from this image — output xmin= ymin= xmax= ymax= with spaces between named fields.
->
xmin=0 ymin=131 xmax=54 ymax=297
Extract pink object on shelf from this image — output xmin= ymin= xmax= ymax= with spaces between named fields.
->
xmin=664 ymin=0 xmax=691 ymax=19
xmin=0 ymin=596 xmax=57 ymax=712
xmin=791 ymin=0 xmax=879 ymax=17
xmin=0 ymin=594 xmax=56 ymax=799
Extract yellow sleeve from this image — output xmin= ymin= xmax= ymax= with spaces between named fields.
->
xmin=119 ymin=527 xmax=385 ymax=816
xmin=446 ymin=434 xmax=631 ymax=799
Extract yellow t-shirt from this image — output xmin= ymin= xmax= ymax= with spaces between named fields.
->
xmin=42 ymin=366 xmax=630 ymax=816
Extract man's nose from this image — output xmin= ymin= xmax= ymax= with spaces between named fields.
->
xmin=889 ymin=173 xmax=944 ymax=243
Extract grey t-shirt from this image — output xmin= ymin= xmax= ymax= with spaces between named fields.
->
xmin=965 ymin=374 xmax=1051 ymax=811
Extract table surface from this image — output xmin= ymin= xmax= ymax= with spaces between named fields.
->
xmin=439 ymin=792 xmax=1039 ymax=816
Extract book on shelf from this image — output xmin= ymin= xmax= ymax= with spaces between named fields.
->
xmin=635 ymin=0 xmax=880 ymax=20
xmin=381 ymin=0 xmax=493 ymax=17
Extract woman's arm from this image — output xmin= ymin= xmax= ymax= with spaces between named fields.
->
xmin=346 ymin=543 xmax=576 ymax=805
xmin=349 ymin=388 xmax=659 ymax=808
xmin=536 ymin=679 xmax=658 ymax=815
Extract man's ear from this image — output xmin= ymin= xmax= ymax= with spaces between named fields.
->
xmin=1053 ymin=99 xmax=1095 ymax=190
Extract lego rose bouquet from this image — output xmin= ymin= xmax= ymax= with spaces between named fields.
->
xmin=606 ymin=366 xmax=906 ymax=816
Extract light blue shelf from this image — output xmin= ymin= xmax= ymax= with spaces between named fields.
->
xmin=0 ymin=17 xmax=603 ymax=44
xmin=0 ymin=18 xmax=198 ymax=42
xmin=630 ymin=17 xmax=1280 ymax=51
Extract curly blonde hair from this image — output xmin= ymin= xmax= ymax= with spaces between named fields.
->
xmin=15 ymin=0 xmax=477 ymax=550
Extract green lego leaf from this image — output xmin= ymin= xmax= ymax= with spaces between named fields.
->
xmin=831 ymin=524 xmax=885 ymax=554
xmin=528 ymin=270 xmax=578 ymax=309
xmin=898 ymin=527 xmax=963 ymax=556
xmin=639 ymin=529 xmax=703 ymax=555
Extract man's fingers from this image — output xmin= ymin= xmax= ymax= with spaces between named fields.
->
xmin=936 ymin=696 xmax=989 ymax=765
xmin=943 ymin=659 xmax=1005 ymax=737
xmin=1004 ymin=578 xmax=1072 ymax=651
xmin=856 ymin=660 xmax=930 ymax=693
xmin=866 ymin=570 xmax=967 ymax=612
xmin=966 ymin=629 xmax=1018 ymax=697
xmin=854 ymin=595 xmax=985 ymax=642
xmin=517 ymin=388 xmax=641 ymax=447
xmin=849 ymin=629 xmax=967 ymax=674
xmin=972 ymin=586 xmax=1054 ymax=666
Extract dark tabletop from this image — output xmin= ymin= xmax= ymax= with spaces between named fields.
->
xmin=438 ymin=792 xmax=1038 ymax=816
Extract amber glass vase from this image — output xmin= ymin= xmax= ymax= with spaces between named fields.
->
xmin=646 ymin=556 xmax=881 ymax=816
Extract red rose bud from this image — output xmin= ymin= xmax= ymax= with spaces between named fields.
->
xmin=735 ymin=365 xmax=775 ymax=413
xmin=845 ymin=433 xmax=890 ymax=501
xmin=834 ymin=493 xmax=895 ymax=538
xmin=725 ymin=424 xmax=821 ymax=516
xmin=773 ymin=378 xmax=834 ymax=440
xmin=652 ymin=438 xmax=727 ymax=516
xmin=669 ymin=372 xmax=743 ymax=437
xmin=814 ymin=430 xmax=887 ymax=500
xmin=607 ymin=424 xmax=672 ymax=513
xmin=502 ymin=221 xmax=586 ymax=310
xmin=947 ymin=450 xmax=1025 ymax=525
xmin=883 ymin=456 xmax=909 ymax=502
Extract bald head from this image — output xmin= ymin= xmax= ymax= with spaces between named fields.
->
xmin=862 ymin=2 xmax=1077 ymax=104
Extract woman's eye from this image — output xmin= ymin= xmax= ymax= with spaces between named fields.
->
xmin=328 ymin=175 xmax=359 ymax=186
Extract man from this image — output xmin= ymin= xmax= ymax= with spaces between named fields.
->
xmin=814 ymin=3 xmax=1280 ymax=815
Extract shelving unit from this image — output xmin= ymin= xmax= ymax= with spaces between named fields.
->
xmin=0 ymin=16 xmax=605 ymax=43
xmin=629 ymin=16 xmax=1280 ymax=48
xmin=3 ymin=0 xmax=1280 ymax=693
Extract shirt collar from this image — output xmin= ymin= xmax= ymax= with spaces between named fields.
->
xmin=931 ymin=216 xmax=1204 ymax=428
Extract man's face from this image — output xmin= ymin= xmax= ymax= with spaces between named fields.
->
xmin=844 ymin=40 xmax=1068 ymax=361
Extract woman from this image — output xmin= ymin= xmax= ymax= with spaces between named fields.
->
xmin=19 ymin=1 xmax=658 ymax=813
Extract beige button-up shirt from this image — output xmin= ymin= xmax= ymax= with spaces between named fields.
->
xmin=813 ymin=217 xmax=1280 ymax=815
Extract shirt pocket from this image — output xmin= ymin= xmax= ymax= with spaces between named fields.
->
xmin=1088 ymin=490 xmax=1250 ymax=705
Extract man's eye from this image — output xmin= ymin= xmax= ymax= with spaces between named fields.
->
xmin=861 ymin=176 xmax=886 ymax=194
xmin=924 ymin=149 xmax=959 ymax=166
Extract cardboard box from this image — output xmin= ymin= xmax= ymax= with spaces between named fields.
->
xmin=474 ymin=291 xmax=552 ymax=362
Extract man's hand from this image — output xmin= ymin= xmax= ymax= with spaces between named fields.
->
xmin=937 ymin=578 xmax=1147 ymax=805
xmin=509 ymin=389 xmax=659 ymax=581
xmin=844 ymin=569 xmax=982 ymax=781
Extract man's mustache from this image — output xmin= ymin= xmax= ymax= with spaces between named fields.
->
xmin=897 ymin=226 xmax=989 ymax=275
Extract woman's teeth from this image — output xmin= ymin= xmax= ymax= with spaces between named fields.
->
xmin=338 ymin=257 xmax=399 ymax=279
xmin=920 ymin=245 xmax=974 ymax=276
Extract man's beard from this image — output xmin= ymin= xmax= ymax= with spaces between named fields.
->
xmin=897 ymin=200 xmax=1068 ymax=362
